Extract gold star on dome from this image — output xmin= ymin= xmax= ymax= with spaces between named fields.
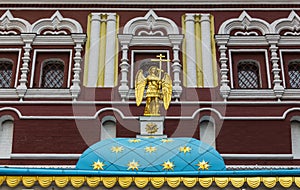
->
xmin=179 ymin=146 xmax=192 ymax=154
xmin=161 ymin=138 xmax=174 ymax=143
xmin=129 ymin=139 xmax=141 ymax=143
xmin=111 ymin=146 xmax=124 ymax=153
xmin=92 ymin=160 xmax=105 ymax=170
xmin=144 ymin=146 xmax=157 ymax=153
xmin=162 ymin=160 xmax=175 ymax=171
xmin=196 ymin=160 xmax=210 ymax=170
xmin=127 ymin=160 xmax=140 ymax=171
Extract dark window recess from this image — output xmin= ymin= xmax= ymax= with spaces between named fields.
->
xmin=41 ymin=60 xmax=64 ymax=88
xmin=0 ymin=60 xmax=13 ymax=88
xmin=237 ymin=60 xmax=259 ymax=89
xmin=288 ymin=60 xmax=300 ymax=88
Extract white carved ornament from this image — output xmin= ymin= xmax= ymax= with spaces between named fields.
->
xmin=0 ymin=10 xmax=31 ymax=34
xmin=271 ymin=11 xmax=300 ymax=35
xmin=32 ymin=11 xmax=83 ymax=34
xmin=218 ymin=11 xmax=271 ymax=35
xmin=0 ymin=10 xmax=83 ymax=35
xmin=123 ymin=9 xmax=179 ymax=35
xmin=218 ymin=10 xmax=300 ymax=36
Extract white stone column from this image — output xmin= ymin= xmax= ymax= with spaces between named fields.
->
xmin=184 ymin=14 xmax=197 ymax=87
xmin=200 ymin=14 xmax=214 ymax=87
xmin=266 ymin=35 xmax=284 ymax=100
xmin=104 ymin=13 xmax=117 ymax=87
xmin=86 ymin=13 xmax=101 ymax=87
xmin=16 ymin=34 xmax=35 ymax=101
xmin=169 ymin=34 xmax=184 ymax=100
xmin=215 ymin=35 xmax=230 ymax=100
xmin=70 ymin=34 xmax=86 ymax=101
xmin=118 ymin=34 xmax=132 ymax=101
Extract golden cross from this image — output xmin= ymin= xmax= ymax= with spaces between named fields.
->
xmin=151 ymin=54 xmax=170 ymax=79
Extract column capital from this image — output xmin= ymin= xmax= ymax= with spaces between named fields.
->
xmin=118 ymin=34 xmax=132 ymax=45
xmin=200 ymin=13 xmax=211 ymax=22
xmin=20 ymin=33 xmax=36 ymax=43
xmin=215 ymin=34 xmax=230 ymax=45
xmin=266 ymin=34 xmax=280 ymax=44
xmin=71 ymin=34 xmax=87 ymax=44
xmin=185 ymin=14 xmax=195 ymax=22
xmin=106 ymin=13 xmax=117 ymax=21
xmin=169 ymin=34 xmax=184 ymax=45
xmin=90 ymin=13 xmax=101 ymax=21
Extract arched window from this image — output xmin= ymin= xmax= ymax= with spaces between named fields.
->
xmin=291 ymin=116 xmax=300 ymax=159
xmin=288 ymin=60 xmax=300 ymax=88
xmin=41 ymin=59 xmax=64 ymax=88
xmin=237 ymin=60 xmax=260 ymax=89
xmin=101 ymin=116 xmax=116 ymax=140
xmin=199 ymin=116 xmax=216 ymax=148
xmin=0 ymin=58 xmax=13 ymax=88
xmin=0 ymin=115 xmax=14 ymax=158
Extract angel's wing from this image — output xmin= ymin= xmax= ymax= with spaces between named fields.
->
xmin=162 ymin=73 xmax=172 ymax=110
xmin=135 ymin=69 xmax=146 ymax=106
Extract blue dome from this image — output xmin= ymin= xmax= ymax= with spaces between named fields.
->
xmin=76 ymin=138 xmax=226 ymax=172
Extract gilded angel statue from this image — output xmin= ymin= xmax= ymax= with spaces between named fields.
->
xmin=135 ymin=66 xmax=172 ymax=116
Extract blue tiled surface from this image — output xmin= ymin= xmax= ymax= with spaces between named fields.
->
xmin=76 ymin=138 xmax=226 ymax=172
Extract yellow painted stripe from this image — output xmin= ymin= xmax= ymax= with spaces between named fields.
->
xmin=195 ymin=14 xmax=203 ymax=87
xmin=83 ymin=14 xmax=92 ymax=86
xmin=181 ymin=14 xmax=187 ymax=87
xmin=210 ymin=15 xmax=218 ymax=87
xmin=97 ymin=14 xmax=107 ymax=87
xmin=114 ymin=14 xmax=119 ymax=87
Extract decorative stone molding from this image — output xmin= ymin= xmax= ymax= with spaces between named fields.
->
xmin=218 ymin=11 xmax=271 ymax=35
xmin=0 ymin=10 xmax=31 ymax=34
xmin=271 ymin=10 xmax=300 ymax=35
xmin=32 ymin=10 xmax=83 ymax=34
xmin=118 ymin=10 xmax=183 ymax=101
xmin=123 ymin=9 xmax=179 ymax=36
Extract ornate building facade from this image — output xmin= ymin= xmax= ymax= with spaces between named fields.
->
xmin=0 ymin=0 xmax=300 ymax=189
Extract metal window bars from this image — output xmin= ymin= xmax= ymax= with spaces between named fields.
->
xmin=237 ymin=60 xmax=259 ymax=89
xmin=41 ymin=60 xmax=64 ymax=88
xmin=0 ymin=60 xmax=13 ymax=88
xmin=288 ymin=60 xmax=300 ymax=89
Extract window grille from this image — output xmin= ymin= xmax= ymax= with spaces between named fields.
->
xmin=41 ymin=60 xmax=64 ymax=88
xmin=237 ymin=60 xmax=260 ymax=89
xmin=0 ymin=59 xmax=13 ymax=88
xmin=288 ymin=60 xmax=300 ymax=88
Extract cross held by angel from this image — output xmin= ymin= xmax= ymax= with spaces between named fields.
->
xmin=135 ymin=54 xmax=172 ymax=116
